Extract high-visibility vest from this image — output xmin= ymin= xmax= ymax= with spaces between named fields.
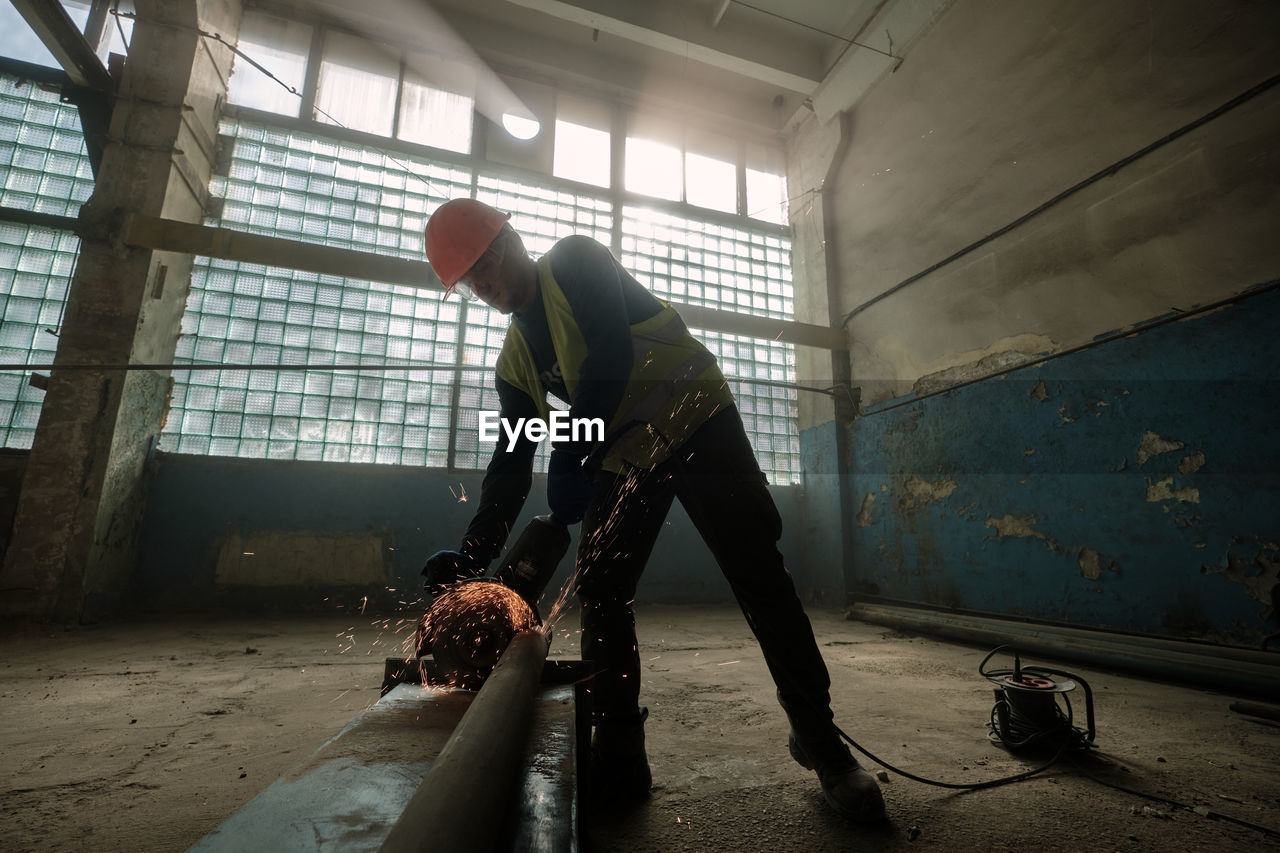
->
xmin=496 ymin=255 xmax=734 ymax=471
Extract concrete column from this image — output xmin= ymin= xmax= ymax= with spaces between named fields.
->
xmin=1 ymin=0 xmax=242 ymax=620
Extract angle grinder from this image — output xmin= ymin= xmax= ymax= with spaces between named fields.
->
xmin=417 ymin=514 xmax=571 ymax=688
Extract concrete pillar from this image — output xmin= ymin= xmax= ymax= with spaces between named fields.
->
xmin=1 ymin=0 xmax=243 ymax=620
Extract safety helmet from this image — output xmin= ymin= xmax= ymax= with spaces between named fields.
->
xmin=424 ymin=198 xmax=511 ymax=294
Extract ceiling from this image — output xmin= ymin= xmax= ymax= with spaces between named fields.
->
xmin=264 ymin=0 xmax=946 ymax=138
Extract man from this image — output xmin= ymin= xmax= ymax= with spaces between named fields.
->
xmin=419 ymin=198 xmax=885 ymax=821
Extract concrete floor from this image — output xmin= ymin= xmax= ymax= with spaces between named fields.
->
xmin=1 ymin=605 xmax=1277 ymax=852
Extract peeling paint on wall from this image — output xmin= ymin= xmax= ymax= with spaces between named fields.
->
xmin=1137 ymin=431 xmax=1185 ymax=465
xmin=1146 ymin=477 xmax=1201 ymax=504
xmin=985 ymin=514 xmax=1053 ymax=548
xmin=1179 ymin=452 xmax=1206 ymax=474
xmin=903 ymin=476 xmax=958 ymax=506
xmin=1078 ymin=548 xmax=1102 ymax=580
xmin=906 ymin=335 xmax=1059 ymax=400
xmin=1078 ymin=548 xmax=1120 ymax=580
xmin=913 ymin=350 xmax=1031 ymax=397
xmin=983 ymin=514 xmax=1126 ymax=580
xmin=1201 ymin=540 xmax=1280 ymax=608
xmin=856 ymin=492 xmax=876 ymax=527
xmin=844 ymin=287 xmax=1279 ymax=644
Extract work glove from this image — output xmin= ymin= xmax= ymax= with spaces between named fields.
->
xmin=547 ymin=448 xmax=595 ymax=524
xmin=421 ymin=547 xmax=485 ymax=593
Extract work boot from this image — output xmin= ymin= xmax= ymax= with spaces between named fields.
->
xmin=591 ymin=707 xmax=652 ymax=802
xmin=789 ymin=729 xmax=886 ymax=822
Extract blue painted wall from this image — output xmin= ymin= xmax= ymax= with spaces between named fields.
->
xmin=133 ymin=452 xmax=810 ymax=613
xmin=833 ymin=285 xmax=1280 ymax=647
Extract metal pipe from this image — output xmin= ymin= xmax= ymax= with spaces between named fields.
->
xmin=848 ymin=602 xmax=1280 ymax=700
xmin=379 ymin=629 xmax=551 ymax=853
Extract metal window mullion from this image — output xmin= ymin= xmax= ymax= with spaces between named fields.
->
xmin=736 ymin=139 xmax=748 ymax=218
xmin=446 ymin=166 xmax=480 ymax=470
xmin=609 ymin=102 xmax=625 ymax=257
xmin=390 ymin=52 xmax=405 ymax=141
xmin=300 ymin=25 xmax=324 ymax=121
xmin=445 ymin=299 xmax=469 ymax=470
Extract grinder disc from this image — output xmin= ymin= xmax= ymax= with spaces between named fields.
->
xmin=417 ymin=581 xmax=538 ymax=689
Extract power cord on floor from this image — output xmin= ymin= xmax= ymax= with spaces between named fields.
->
xmin=832 ymin=646 xmax=1085 ymax=791
xmin=836 ymin=722 xmax=1069 ymax=790
xmin=833 ymin=646 xmax=1280 ymax=838
xmin=1068 ymin=757 xmax=1280 ymax=839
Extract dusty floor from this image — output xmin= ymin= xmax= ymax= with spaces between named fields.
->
xmin=1 ymin=604 xmax=1277 ymax=852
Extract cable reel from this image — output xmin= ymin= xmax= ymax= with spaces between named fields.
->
xmin=981 ymin=647 xmax=1096 ymax=752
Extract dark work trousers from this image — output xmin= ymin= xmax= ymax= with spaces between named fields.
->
xmin=575 ymin=405 xmax=836 ymax=739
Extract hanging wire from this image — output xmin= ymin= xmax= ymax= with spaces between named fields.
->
xmin=728 ymin=0 xmax=901 ymax=61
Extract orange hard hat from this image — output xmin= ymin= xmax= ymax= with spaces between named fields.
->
xmin=424 ymin=198 xmax=511 ymax=291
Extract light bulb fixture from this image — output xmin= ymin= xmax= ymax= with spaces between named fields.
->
xmin=501 ymin=113 xmax=541 ymax=140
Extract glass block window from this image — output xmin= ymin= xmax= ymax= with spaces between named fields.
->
xmin=451 ymin=306 xmax=505 ymax=472
xmin=0 ymin=72 xmax=91 ymax=449
xmin=161 ymin=119 xmax=473 ymax=461
xmin=621 ymin=205 xmax=799 ymax=484
xmin=212 ymin=119 xmax=472 ymax=254
xmin=620 ymin=205 xmax=793 ymax=317
xmin=0 ymin=76 xmax=94 ymax=216
xmin=475 ymin=172 xmax=612 ymax=255
xmin=0 ymin=223 xmax=78 ymax=448
xmin=698 ymin=331 xmax=800 ymax=484
xmin=164 ymin=258 xmax=461 ymax=465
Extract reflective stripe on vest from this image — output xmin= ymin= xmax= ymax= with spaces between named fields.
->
xmin=496 ymin=256 xmax=734 ymax=470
